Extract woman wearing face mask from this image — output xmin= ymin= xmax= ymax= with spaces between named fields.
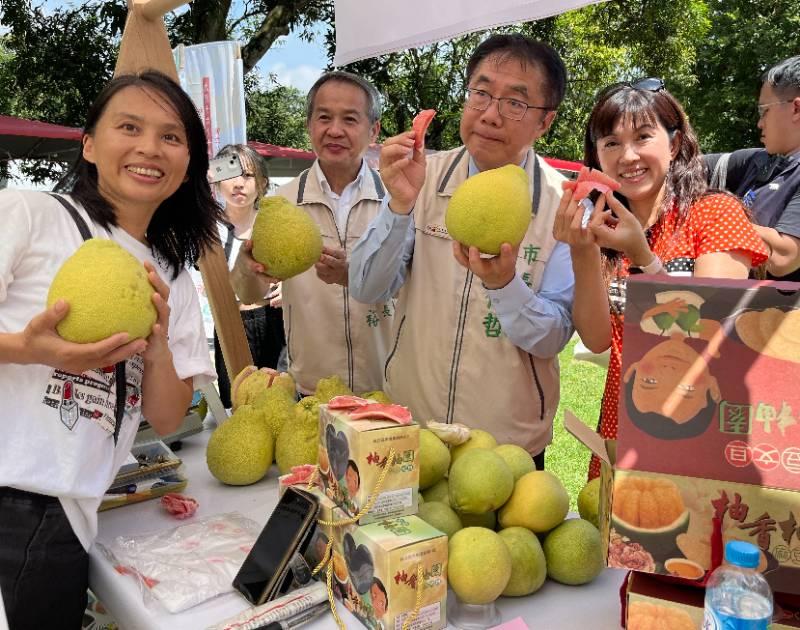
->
xmin=210 ymin=144 xmax=286 ymax=408
xmin=553 ymin=79 xmax=769 ymax=480
xmin=0 ymin=71 xmax=220 ymax=628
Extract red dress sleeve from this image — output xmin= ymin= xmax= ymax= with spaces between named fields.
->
xmin=690 ymin=193 xmax=769 ymax=267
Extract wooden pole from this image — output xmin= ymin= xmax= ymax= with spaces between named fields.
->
xmin=114 ymin=0 xmax=253 ymax=382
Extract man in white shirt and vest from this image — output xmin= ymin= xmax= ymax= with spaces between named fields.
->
xmin=349 ymin=35 xmax=576 ymax=469
xmin=233 ymin=71 xmax=393 ymax=395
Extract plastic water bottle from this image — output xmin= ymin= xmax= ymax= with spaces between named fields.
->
xmin=703 ymin=540 xmax=773 ymax=630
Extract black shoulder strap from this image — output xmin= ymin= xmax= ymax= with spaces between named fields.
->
xmin=296 ymin=169 xmax=311 ymax=204
xmin=47 ymin=193 xmax=92 ymax=240
xmin=47 ymin=193 xmax=127 ymax=445
xmin=532 ymin=154 xmax=542 ymax=216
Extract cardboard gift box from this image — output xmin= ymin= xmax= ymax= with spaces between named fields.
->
xmin=625 ymin=571 xmax=800 ymax=629
xmin=568 ymin=276 xmax=800 ymax=595
xmin=318 ymin=404 xmax=420 ymax=524
xmin=302 ymin=490 xmax=447 ymax=630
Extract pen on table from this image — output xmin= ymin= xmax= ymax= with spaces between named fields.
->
xmin=257 ymin=601 xmax=330 ymax=630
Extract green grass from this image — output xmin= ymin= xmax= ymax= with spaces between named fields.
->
xmin=545 ymin=338 xmax=607 ymax=511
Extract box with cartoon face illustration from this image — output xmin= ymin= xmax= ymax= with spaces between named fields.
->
xmin=567 ymin=276 xmax=800 ymax=595
xmin=302 ymin=486 xmax=355 ymax=580
xmin=335 ymin=515 xmax=447 ymax=630
xmin=318 ymin=404 xmax=419 ymax=524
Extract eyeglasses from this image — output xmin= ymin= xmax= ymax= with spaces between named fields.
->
xmin=757 ymin=100 xmax=793 ymax=119
xmin=464 ymin=88 xmax=552 ymax=121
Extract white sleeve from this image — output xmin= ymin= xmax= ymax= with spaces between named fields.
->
xmin=166 ymin=271 xmax=216 ymax=389
xmin=0 ymin=189 xmax=34 ymax=303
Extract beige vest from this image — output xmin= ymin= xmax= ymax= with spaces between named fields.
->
xmin=277 ymin=162 xmax=394 ymax=395
xmin=385 ymin=147 xmax=566 ymax=454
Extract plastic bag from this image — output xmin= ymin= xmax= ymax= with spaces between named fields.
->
xmin=99 ymin=512 xmax=260 ymax=613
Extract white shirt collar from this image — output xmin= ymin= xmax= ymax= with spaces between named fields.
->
xmin=314 ymin=159 xmax=367 ymax=199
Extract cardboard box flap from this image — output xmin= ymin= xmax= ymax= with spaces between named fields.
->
xmin=564 ymin=410 xmax=613 ymax=465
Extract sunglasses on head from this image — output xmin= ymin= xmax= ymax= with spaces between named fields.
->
xmin=625 ymin=77 xmax=666 ymax=92
xmin=601 ymin=77 xmax=666 ymax=98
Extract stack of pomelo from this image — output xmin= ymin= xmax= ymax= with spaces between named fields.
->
xmin=415 ymin=427 xmax=604 ymax=605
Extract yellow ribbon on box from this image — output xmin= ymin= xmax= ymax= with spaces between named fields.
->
xmin=306 ymin=449 xmax=424 ymax=630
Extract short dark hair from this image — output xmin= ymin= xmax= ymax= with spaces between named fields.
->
xmin=57 ymin=71 xmax=222 ymax=279
xmin=624 ymin=369 xmax=717 ymax=440
xmin=763 ymin=55 xmax=800 ymax=100
xmin=465 ymin=34 xmax=567 ymax=109
xmin=346 ymin=459 xmax=360 ymax=484
xmin=372 ymin=577 xmax=387 ymax=600
xmin=306 ymin=71 xmax=382 ymax=124
xmin=584 ymin=83 xmax=707 ymax=232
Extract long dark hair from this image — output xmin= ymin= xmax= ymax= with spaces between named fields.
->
xmin=584 ymin=83 xmax=708 ymax=231
xmin=56 ymin=70 xmax=223 ymax=278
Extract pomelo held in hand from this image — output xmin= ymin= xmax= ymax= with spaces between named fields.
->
xmin=47 ymin=238 xmax=156 ymax=343
xmin=251 ymin=196 xmax=323 ymax=280
xmin=445 ymin=164 xmax=530 ymax=255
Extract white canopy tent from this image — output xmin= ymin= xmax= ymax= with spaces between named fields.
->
xmin=333 ymin=0 xmax=608 ymax=66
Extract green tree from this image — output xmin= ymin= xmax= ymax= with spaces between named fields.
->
xmin=0 ymin=0 xmax=329 ymax=180
xmin=245 ymin=74 xmax=311 ymax=149
xmin=677 ymin=0 xmax=800 ymax=152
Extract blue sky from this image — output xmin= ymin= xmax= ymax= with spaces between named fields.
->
xmin=256 ymin=30 xmax=328 ymax=94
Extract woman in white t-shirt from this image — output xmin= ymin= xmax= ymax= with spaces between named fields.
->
xmin=0 ymin=71 xmax=221 ymax=629
xmin=210 ymin=144 xmax=286 ymax=407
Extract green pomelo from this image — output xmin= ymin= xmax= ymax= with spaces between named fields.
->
xmin=417 ymin=502 xmax=463 ymax=538
xmin=498 ymin=470 xmax=569 ymax=533
xmin=498 ymin=527 xmax=547 ymax=596
xmin=445 ymin=164 xmax=530 ymax=255
xmin=251 ymin=386 xmax=296 ymax=456
xmin=275 ymin=396 xmax=320 ymax=474
xmin=458 ymin=510 xmax=497 ymax=530
xmin=314 ymin=375 xmax=353 ymax=403
xmin=422 ymin=479 xmax=449 ymax=504
xmin=543 ymin=518 xmax=604 ymax=585
xmin=232 ymin=367 xmax=296 ymax=410
xmin=251 ymin=196 xmax=323 ymax=280
xmin=206 ymin=405 xmax=273 ymax=485
xmin=448 ymin=528 xmax=512 ymax=604
xmin=577 ymin=477 xmax=601 ymax=528
xmin=450 ymin=429 xmax=498 ymax=465
xmin=419 ymin=429 xmax=451 ymax=490
xmin=494 ymin=444 xmax=536 ymax=481
xmin=449 ymin=448 xmax=514 ymax=514
xmin=47 ymin=239 xmax=157 ymax=343
xmin=359 ymin=390 xmax=392 ymax=404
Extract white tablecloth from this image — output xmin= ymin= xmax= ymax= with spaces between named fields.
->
xmin=90 ymin=428 xmax=626 ymax=629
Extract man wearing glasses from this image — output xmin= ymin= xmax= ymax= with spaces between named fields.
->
xmin=349 ymin=34 xmax=574 ymax=470
xmin=707 ymin=55 xmax=800 ymax=281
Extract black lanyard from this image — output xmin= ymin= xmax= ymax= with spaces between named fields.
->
xmin=47 ymin=193 xmax=127 ymax=445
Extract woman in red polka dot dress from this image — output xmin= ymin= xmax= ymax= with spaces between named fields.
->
xmin=553 ymin=79 xmax=769 ymax=480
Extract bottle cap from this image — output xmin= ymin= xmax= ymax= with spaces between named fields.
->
xmin=725 ymin=540 xmax=760 ymax=569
